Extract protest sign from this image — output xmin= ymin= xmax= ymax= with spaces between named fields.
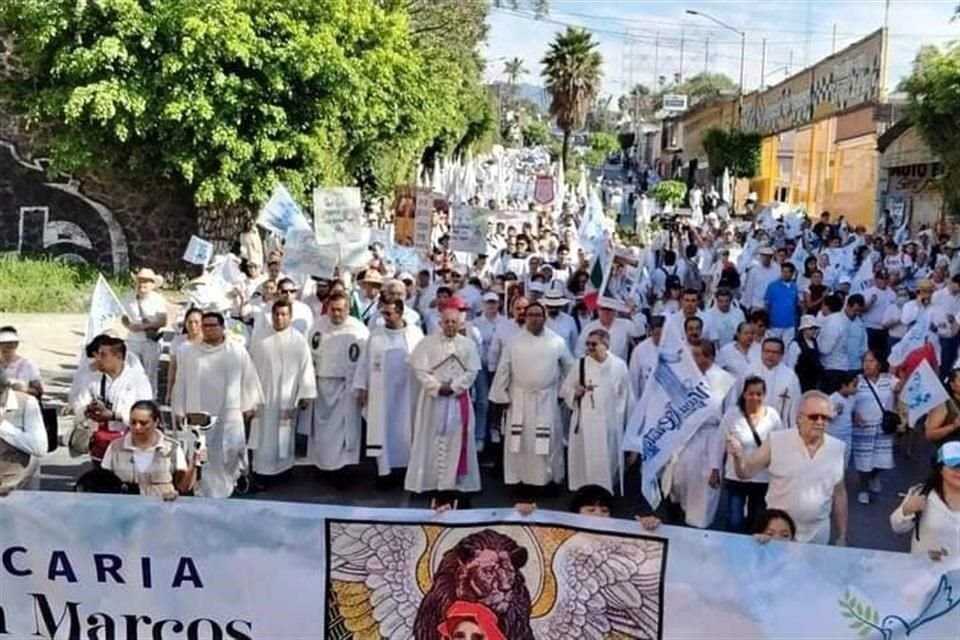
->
xmin=283 ymin=228 xmax=337 ymax=279
xmin=597 ymin=248 xmax=640 ymax=311
xmin=904 ymin=359 xmax=950 ymax=425
xmin=182 ymin=235 xmax=214 ymax=266
xmin=490 ymin=209 xmax=536 ymax=235
xmin=313 ymin=187 xmax=365 ymax=244
xmin=2 ymin=492 xmax=957 ymax=640
xmin=387 ymin=245 xmax=421 ymax=275
xmin=449 ymin=205 xmax=488 ymax=253
xmin=393 ymin=185 xmax=416 ymax=246
xmin=258 ymin=183 xmax=309 ymax=236
xmin=413 ymin=188 xmax=434 ymax=251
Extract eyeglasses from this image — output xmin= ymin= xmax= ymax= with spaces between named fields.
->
xmin=801 ymin=413 xmax=832 ymax=423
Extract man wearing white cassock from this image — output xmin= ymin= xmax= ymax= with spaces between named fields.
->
xmin=490 ymin=301 xmax=574 ymax=490
xmin=668 ymin=341 xmax=734 ymax=528
xmin=562 ymin=328 xmax=634 ymax=493
xmin=248 ymin=300 xmax=316 ymax=478
xmin=354 ymin=298 xmax=423 ymax=478
xmin=628 ymin=316 xmax=665 ymax=398
xmin=405 ymin=308 xmax=481 ymax=495
xmin=747 ymin=337 xmax=802 ymax=430
xmin=172 ymin=311 xmax=263 ymax=498
xmin=304 ymin=292 xmax=368 ymax=472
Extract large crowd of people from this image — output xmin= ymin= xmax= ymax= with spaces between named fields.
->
xmin=1 ymin=177 xmax=959 ymax=560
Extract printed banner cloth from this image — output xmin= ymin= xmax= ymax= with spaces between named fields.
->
xmin=1 ymin=492 xmax=958 ymax=640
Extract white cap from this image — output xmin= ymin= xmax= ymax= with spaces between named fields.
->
xmin=482 ymin=292 xmax=499 ymax=303
xmin=799 ymin=315 xmax=818 ymax=331
xmin=839 ymin=275 xmax=852 ymax=285
xmin=0 ymin=328 xmax=19 ymax=343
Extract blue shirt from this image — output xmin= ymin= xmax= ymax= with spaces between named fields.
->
xmin=846 ymin=317 xmax=868 ymax=370
xmin=764 ymin=280 xmax=798 ymax=329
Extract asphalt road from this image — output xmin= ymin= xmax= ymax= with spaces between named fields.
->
xmin=12 ymin=312 xmax=935 ymax=553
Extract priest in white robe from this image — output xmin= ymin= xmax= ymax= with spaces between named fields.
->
xmin=669 ymin=341 xmax=735 ymax=528
xmin=248 ymin=300 xmax=316 ymax=477
xmin=172 ymin=311 xmax=263 ymax=498
xmin=353 ymin=298 xmax=423 ymax=477
xmin=628 ymin=316 xmax=665 ymax=397
xmin=304 ymin=292 xmax=369 ymax=471
xmin=747 ymin=337 xmax=802 ymax=430
xmin=405 ymin=308 xmax=481 ymax=495
xmin=562 ymin=328 xmax=634 ymax=493
xmin=490 ymin=301 xmax=574 ymax=489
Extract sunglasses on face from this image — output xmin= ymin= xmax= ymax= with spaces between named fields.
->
xmin=802 ymin=413 xmax=831 ymax=423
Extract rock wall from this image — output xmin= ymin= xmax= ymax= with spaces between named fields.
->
xmin=0 ymin=33 xmax=198 ymax=275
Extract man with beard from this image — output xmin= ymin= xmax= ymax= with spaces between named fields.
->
xmin=172 ymin=312 xmax=263 ymax=498
xmin=304 ymin=292 xmax=368 ymax=480
xmin=491 ymin=302 xmax=574 ymax=498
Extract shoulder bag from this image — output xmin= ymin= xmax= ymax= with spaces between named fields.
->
xmin=865 ymin=376 xmax=901 ymax=435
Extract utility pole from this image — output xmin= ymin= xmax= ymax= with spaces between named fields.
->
xmin=760 ymin=38 xmax=767 ymax=89
xmin=788 ymin=50 xmax=794 ymax=74
xmin=704 ymin=35 xmax=709 ymax=73
xmin=831 ymin=24 xmax=837 ymax=54
xmin=653 ymin=30 xmax=660 ymax=89
xmin=678 ymin=26 xmax=685 ymax=83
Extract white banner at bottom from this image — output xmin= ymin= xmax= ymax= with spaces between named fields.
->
xmin=0 ymin=492 xmax=958 ymax=640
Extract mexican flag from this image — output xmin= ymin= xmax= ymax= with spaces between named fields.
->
xmin=583 ymin=244 xmax=608 ymax=312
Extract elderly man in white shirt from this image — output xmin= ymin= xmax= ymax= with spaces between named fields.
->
xmin=0 ymin=369 xmax=48 ymax=494
xmin=121 ymin=268 xmax=168 ymax=396
xmin=575 ymin=300 xmax=640 ymax=362
xmin=728 ymin=390 xmax=848 ymax=545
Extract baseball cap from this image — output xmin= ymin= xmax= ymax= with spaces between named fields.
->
xmin=938 ymin=441 xmax=960 ymax=468
xmin=482 ymin=292 xmax=499 ymax=303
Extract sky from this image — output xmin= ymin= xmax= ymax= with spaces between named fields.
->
xmin=482 ymin=0 xmax=960 ymax=105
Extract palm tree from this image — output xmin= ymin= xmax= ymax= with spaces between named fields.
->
xmin=541 ymin=27 xmax=603 ymax=170
xmin=503 ymin=57 xmax=528 ymax=85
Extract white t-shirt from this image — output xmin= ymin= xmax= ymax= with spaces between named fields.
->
xmin=2 ymin=356 xmax=41 ymax=387
xmin=861 ymin=286 xmax=896 ymax=330
xmin=720 ymin=405 xmax=784 ymax=483
xmin=853 ymin=373 xmax=897 ymax=424
xmin=123 ymin=292 xmax=168 ymax=343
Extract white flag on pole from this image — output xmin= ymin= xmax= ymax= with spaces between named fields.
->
xmin=904 ymin=359 xmax=949 ymax=425
xmin=622 ymin=320 xmax=724 ymax=508
xmin=84 ymin=274 xmax=125 ymax=343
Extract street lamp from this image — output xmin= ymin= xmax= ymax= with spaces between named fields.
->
xmin=685 ymin=9 xmax=745 ymax=123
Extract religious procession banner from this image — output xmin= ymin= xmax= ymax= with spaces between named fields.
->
xmin=414 ymin=188 xmax=435 ymax=251
xmin=1 ymin=492 xmax=958 ymax=640
xmin=393 ymin=185 xmax=417 ymax=246
xmin=313 ymin=187 xmax=369 ymax=270
xmin=449 ymin=205 xmax=488 ymax=254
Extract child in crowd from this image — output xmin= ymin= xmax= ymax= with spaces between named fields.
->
xmin=753 ymin=508 xmax=797 ymax=544
xmin=828 ymin=372 xmax=859 ymax=467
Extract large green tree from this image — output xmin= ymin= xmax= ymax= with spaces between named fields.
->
xmin=901 ymin=43 xmax=960 ymax=218
xmin=541 ymin=27 xmax=602 ymax=170
xmin=1 ymin=0 xmax=490 ymax=233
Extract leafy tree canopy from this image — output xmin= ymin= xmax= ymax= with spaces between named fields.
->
xmin=0 ymin=0 xmax=493 ymax=210
xmin=901 ymin=42 xmax=960 ymax=217
xmin=522 ymin=120 xmax=551 ymax=147
xmin=702 ymin=127 xmax=761 ymax=179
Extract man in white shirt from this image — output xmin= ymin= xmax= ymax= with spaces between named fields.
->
xmin=367 ymin=279 xmax=422 ymax=330
xmin=817 ymin=294 xmax=851 ymax=393
xmin=748 ymin=337 xmax=803 ymax=430
xmin=487 ymin=296 xmax=528 ymax=374
xmin=252 ymin=278 xmax=314 ymax=341
xmin=861 ymin=270 xmax=896 ymax=359
xmin=0 ymin=370 xmax=48 ymax=494
xmin=728 ymin=390 xmax=848 ymax=545
xmin=716 ymin=322 xmax=756 ymax=379
xmin=121 ymin=268 xmax=168 ymax=396
xmin=628 ymin=316 xmax=665 ymax=398
xmin=544 ymin=287 xmax=578 ymax=355
xmin=740 ymin=246 xmax=779 ymax=312
xmin=575 ymin=301 xmax=640 ymax=362
xmin=931 ymin=274 xmax=960 ymax=377
xmin=703 ymin=288 xmax=745 ymax=348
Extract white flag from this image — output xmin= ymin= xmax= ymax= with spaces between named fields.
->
xmin=904 ymin=359 xmax=949 ymax=425
xmin=889 ymin=312 xmax=932 ymax=369
xmin=84 ymin=275 xmax=125 ymax=343
xmin=258 ymin=183 xmax=309 ymax=236
xmin=182 ymin=235 xmax=214 ymax=266
xmin=622 ymin=320 xmax=723 ymax=508
xmin=851 ymin=255 xmax=875 ymax=294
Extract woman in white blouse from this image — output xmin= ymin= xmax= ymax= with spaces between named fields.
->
xmin=852 ymin=350 xmax=900 ymax=505
xmin=890 ymin=442 xmax=960 ymax=561
xmin=718 ymin=376 xmax=785 ymax=532
xmin=164 ymin=308 xmax=203 ymax=405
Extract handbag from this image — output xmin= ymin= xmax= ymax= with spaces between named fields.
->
xmin=865 ymin=377 xmax=901 ymax=435
xmin=67 ymin=418 xmax=92 ymax=457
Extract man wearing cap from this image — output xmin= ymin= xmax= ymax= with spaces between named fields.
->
xmin=575 ymin=300 xmax=640 ymax=362
xmin=357 ymin=269 xmax=384 ymax=326
xmin=740 ymin=247 xmax=779 ymax=313
xmin=248 ymin=300 xmax=317 ymax=480
xmin=405 ymin=307 xmax=481 ymax=498
xmin=543 ymin=284 xmax=578 ymax=354
xmin=0 ymin=327 xmax=43 ymax=398
xmin=121 ymin=268 xmax=169 ymax=396
xmin=304 ymin=291 xmax=369 ymax=478
xmin=0 ymin=369 xmax=48 ymax=495
xmin=490 ymin=301 xmax=573 ymax=494
xmin=354 ymin=298 xmax=423 ymax=482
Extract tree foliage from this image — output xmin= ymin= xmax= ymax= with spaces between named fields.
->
xmin=522 ymin=120 xmax=551 ymax=147
xmin=541 ymin=27 xmax=602 ymax=170
xmin=588 ymin=131 xmax=619 ymax=156
xmin=0 ymin=0 xmax=494 ymax=213
xmin=651 ymin=180 xmax=687 ymax=207
xmin=902 ymin=43 xmax=960 ymax=217
xmin=702 ymin=127 xmax=762 ymax=179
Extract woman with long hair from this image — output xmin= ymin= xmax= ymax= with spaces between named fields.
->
xmin=165 ymin=307 xmax=204 ymax=405
xmin=719 ymin=376 xmax=785 ymax=533
xmin=852 ymin=350 xmax=899 ymax=505
xmin=923 ymin=369 xmax=960 ymax=445
xmin=889 ymin=442 xmax=960 ymax=560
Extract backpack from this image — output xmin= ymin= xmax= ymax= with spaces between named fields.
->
xmin=718 ymin=261 xmax=741 ymax=290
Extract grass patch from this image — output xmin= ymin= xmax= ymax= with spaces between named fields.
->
xmin=0 ymin=255 xmax=133 ymax=313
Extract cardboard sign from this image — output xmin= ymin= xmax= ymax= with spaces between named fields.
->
xmin=283 ymin=228 xmax=337 ymax=279
xmin=313 ymin=187 xmax=364 ymax=244
xmin=182 ymin=235 xmax=214 ymax=266
xmin=449 ymin=205 xmax=488 ymax=254
xmin=413 ymin=188 xmax=434 ymax=251
xmin=393 ymin=185 xmax=416 ymax=246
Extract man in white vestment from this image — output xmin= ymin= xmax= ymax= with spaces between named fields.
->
xmin=354 ymin=298 xmax=423 ymax=482
xmin=628 ymin=315 xmax=665 ymax=398
xmin=490 ymin=301 xmax=574 ymax=494
xmin=748 ymin=337 xmax=802 ymax=430
xmin=562 ymin=328 xmax=634 ymax=493
xmin=304 ymin=292 xmax=369 ymax=475
xmin=172 ymin=311 xmax=263 ymax=498
xmin=487 ymin=296 xmax=529 ymax=375
xmin=405 ymin=308 xmax=481 ymax=498
xmin=669 ymin=341 xmax=734 ymax=528
xmin=248 ymin=300 xmax=316 ymax=479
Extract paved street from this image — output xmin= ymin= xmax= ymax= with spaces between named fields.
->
xmin=9 ymin=312 xmax=934 ymax=552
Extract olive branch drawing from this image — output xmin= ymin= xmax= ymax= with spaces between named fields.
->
xmin=839 ymin=591 xmax=882 ymax=638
